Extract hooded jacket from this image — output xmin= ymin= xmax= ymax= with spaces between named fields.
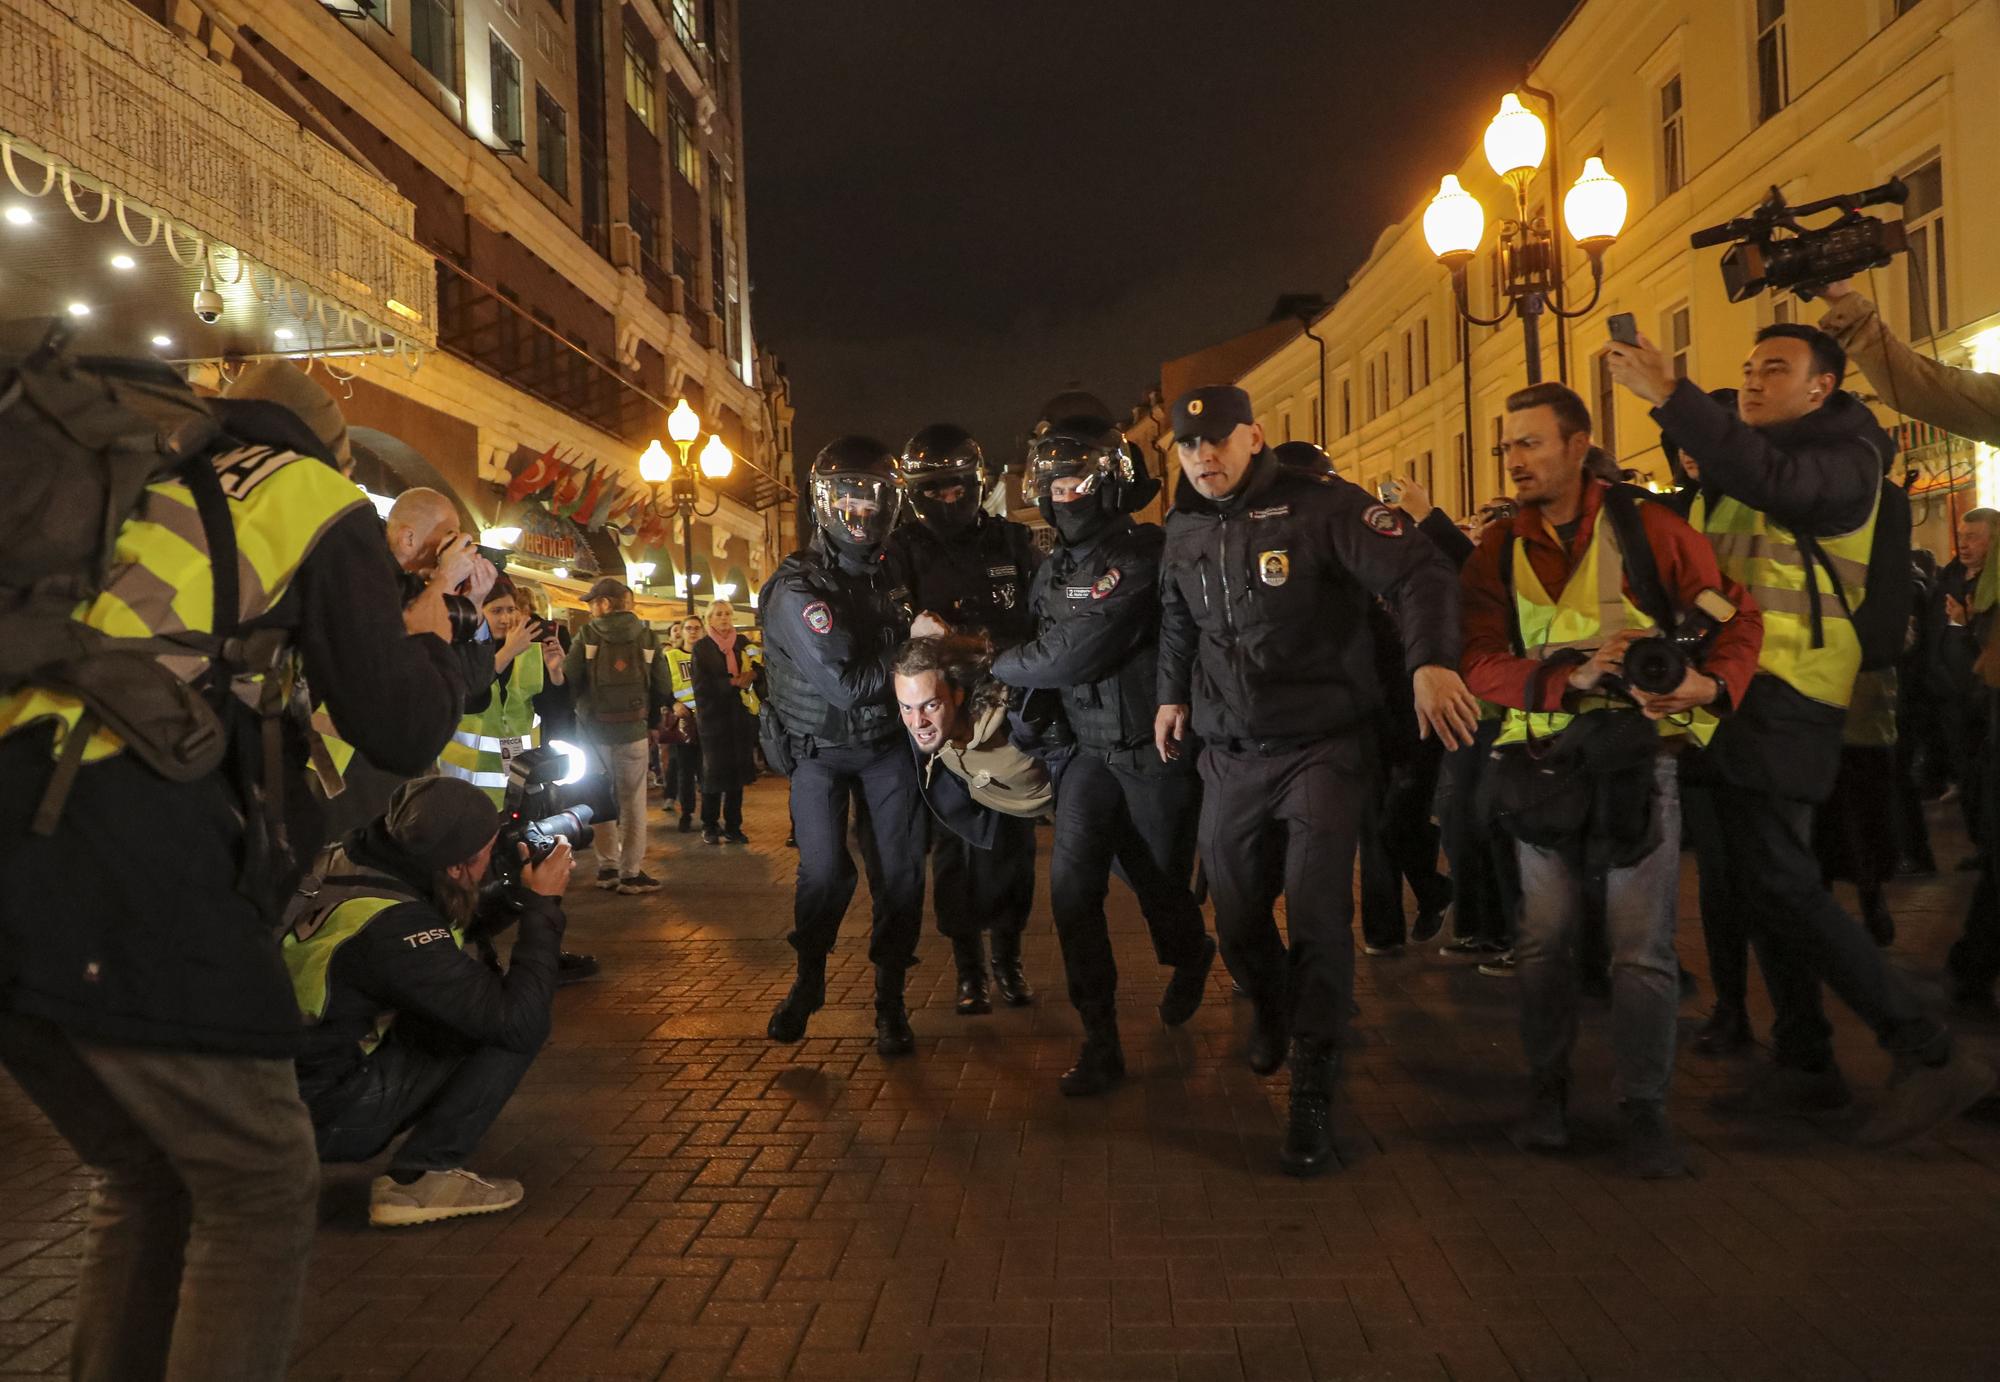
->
xmin=1157 ymin=449 xmax=1461 ymax=746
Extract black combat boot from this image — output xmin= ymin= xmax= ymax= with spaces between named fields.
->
xmin=874 ymin=966 xmax=915 ymax=1057
xmin=1158 ymin=936 xmax=1216 ymax=1027
xmin=990 ymin=929 xmax=1034 ymax=1007
xmin=1278 ymin=1038 xmax=1339 ymax=1177
xmin=1247 ymin=1001 xmax=1288 ymax=1076
xmin=951 ymin=936 xmax=990 ymax=1016
xmin=767 ymin=955 xmax=827 ymax=1043
xmin=1060 ymin=1011 xmax=1125 ymax=1097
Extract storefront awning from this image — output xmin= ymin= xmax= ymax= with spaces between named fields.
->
xmin=0 ymin=0 xmax=434 ymax=362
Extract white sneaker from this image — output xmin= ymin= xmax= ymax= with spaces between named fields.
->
xmin=593 ymin=865 xmax=620 ymax=890
xmin=368 ymin=1168 xmax=524 ymax=1227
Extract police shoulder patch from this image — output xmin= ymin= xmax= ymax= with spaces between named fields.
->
xmin=1090 ymin=569 xmax=1121 ymax=599
xmin=802 ymin=600 xmax=834 ymax=634
xmin=1362 ymin=504 xmax=1406 ymax=537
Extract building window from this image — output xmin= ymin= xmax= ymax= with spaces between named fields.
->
xmin=1306 ymin=389 xmax=1321 ymax=444
xmin=1756 ymin=0 xmax=1789 ymax=123
xmin=1365 ymin=361 xmax=1377 ymax=422
xmin=629 ymin=190 xmax=657 ymax=263
xmin=1770 ymin=297 xmax=1795 ymax=326
xmin=411 ymin=0 xmax=455 ymax=87
xmin=1668 ymin=303 xmax=1692 ymax=380
xmin=1660 ymin=75 xmax=1686 ymax=196
xmin=1894 ymin=0 xmax=1923 ymax=14
xmin=1903 ymin=156 xmax=1946 ymax=336
xmin=1454 ymin=431 xmax=1468 ymax=511
xmin=670 ymin=104 xmax=701 ymax=187
xmin=1492 ymin=415 xmax=1506 ymax=496
xmin=1340 ymin=379 xmax=1352 ymax=436
xmin=1401 ymin=331 xmax=1414 ymax=400
xmin=1420 ymin=450 xmax=1434 ymax=496
xmin=623 ymin=35 xmax=657 ymax=133
xmin=671 ymin=0 xmax=698 ymax=49
xmin=1378 ymin=350 xmax=1390 ymax=414
xmin=369 ymin=0 xmax=390 ymax=29
xmin=1595 ymin=351 xmax=1618 ymax=460
xmin=535 ymin=85 xmax=568 ymax=197
xmin=487 ymin=34 xmax=523 ymax=147
xmin=1419 ymin=318 xmax=1431 ymax=387
xmin=1449 ymin=314 xmax=1463 ymax=366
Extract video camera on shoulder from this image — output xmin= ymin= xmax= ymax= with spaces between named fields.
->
xmin=1618 ymin=589 xmax=1738 ymax=697
xmin=1690 ymin=178 xmax=1908 ymax=302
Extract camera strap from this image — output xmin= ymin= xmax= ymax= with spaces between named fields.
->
xmin=1601 ymin=484 xmax=1676 ymax=631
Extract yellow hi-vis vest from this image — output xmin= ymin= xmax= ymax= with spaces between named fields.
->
xmin=665 ymin=645 xmax=697 ymax=710
xmin=1494 ymin=510 xmax=1705 ymax=746
xmin=1689 ymin=489 xmax=1876 ymax=712
xmin=0 ymin=444 xmax=366 ymax=761
xmin=738 ymin=637 xmax=763 ymax=715
xmin=439 ymin=642 xmax=545 ymax=802
xmin=283 ymin=892 xmax=460 ymax=1054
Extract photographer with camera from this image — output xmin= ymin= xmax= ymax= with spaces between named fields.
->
xmin=1609 ymin=323 xmax=1995 ymax=1142
xmin=441 ymin=579 xmax=569 ymax=803
xmin=0 ymin=338 xmax=468 ymax=1377
xmin=285 ymin=776 xmax=572 ymax=1227
xmin=1460 ymin=383 xmax=1763 ymax=1178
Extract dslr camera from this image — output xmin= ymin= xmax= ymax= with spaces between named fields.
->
xmin=1619 ymin=589 xmax=1739 ymax=697
xmin=1690 ymin=178 xmax=1908 ymax=302
xmin=477 ymin=742 xmax=601 ymax=917
xmin=398 ymin=568 xmax=480 ymax=642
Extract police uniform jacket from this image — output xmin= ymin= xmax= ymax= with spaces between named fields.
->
xmin=993 ymin=516 xmax=1168 ymax=756
xmin=758 ymin=533 xmax=909 ymax=752
xmin=888 ymin=515 xmax=1041 ymax=645
xmin=289 ymin=822 xmax=562 ymax=1112
xmin=1157 ymin=448 xmax=1460 ymax=746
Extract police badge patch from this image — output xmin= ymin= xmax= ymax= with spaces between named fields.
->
xmin=1362 ymin=504 xmax=1406 ymax=537
xmin=1257 ymin=550 xmax=1290 ymax=586
xmin=802 ymin=601 xmax=833 ymax=634
xmin=1090 ymin=569 xmax=1121 ymax=599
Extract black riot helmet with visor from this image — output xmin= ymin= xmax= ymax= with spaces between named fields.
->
xmin=898 ymin=423 xmax=986 ymax=535
xmin=1024 ymin=419 xmax=1159 ymax=516
xmin=810 ymin=436 xmax=902 ymax=554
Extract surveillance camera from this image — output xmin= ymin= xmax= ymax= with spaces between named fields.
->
xmin=192 ymin=286 xmax=223 ymax=325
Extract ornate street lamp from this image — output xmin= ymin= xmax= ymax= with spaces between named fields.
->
xmin=641 ymin=398 xmax=734 ymax=614
xmin=1423 ymin=93 xmax=1627 ymax=385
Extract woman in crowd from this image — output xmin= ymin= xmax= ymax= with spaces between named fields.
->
xmin=690 ymin=599 xmax=760 ymax=845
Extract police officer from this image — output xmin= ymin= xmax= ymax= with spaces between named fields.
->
xmin=759 ymin=438 xmax=927 ymax=1056
xmin=892 ymin=424 xmax=1043 ymax=1013
xmin=992 ymin=403 xmax=1215 ymax=1096
xmin=1155 ymin=385 xmax=1478 ymax=1177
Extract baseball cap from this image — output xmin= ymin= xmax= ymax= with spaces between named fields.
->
xmin=384 ymin=777 xmax=500 ymax=870
xmin=584 ymin=577 xmax=631 ymax=605
xmin=1170 ymin=386 xmax=1256 ymax=444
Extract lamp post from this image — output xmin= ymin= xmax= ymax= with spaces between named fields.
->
xmin=640 ymin=397 xmax=736 ymax=615
xmin=1423 ymin=92 xmax=1628 ymax=385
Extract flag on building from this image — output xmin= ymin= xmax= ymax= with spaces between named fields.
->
xmin=504 ymin=444 xmax=561 ymax=503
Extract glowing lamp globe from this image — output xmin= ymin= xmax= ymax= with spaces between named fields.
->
xmin=639 ymin=438 xmax=673 ymax=484
xmin=1423 ymin=175 xmax=1486 ymax=261
xmin=699 ymin=433 xmax=734 ymax=480
xmin=666 ymin=397 xmax=701 ymax=447
xmin=1484 ymin=93 xmax=1547 ymax=184
xmin=1562 ymin=156 xmax=1628 ymax=247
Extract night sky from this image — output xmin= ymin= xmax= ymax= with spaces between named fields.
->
xmin=740 ymin=1 xmax=1580 ymax=471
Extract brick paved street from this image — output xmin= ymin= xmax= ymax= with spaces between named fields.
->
xmin=1 ymin=781 xmax=1999 ymax=1380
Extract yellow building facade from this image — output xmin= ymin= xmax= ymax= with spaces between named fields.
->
xmin=1231 ymin=0 xmax=2000 ymax=551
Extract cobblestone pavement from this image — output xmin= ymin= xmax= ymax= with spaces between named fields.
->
xmin=1 ymin=781 xmax=1999 ymax=1380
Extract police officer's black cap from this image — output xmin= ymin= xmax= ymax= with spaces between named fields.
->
xmin=811 ymin=435 xmax=898 ymax=479
xmin=1170 ymin=386 xmax=1256 ymax=444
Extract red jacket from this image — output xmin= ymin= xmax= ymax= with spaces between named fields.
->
xmin=1459 ymin=480 xmax=1763 ymax=714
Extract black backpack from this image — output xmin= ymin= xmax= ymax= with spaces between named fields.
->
xmin=0 ymin=319 xmax=261 ymax=832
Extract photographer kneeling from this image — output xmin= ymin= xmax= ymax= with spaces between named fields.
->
xmin=1461 ymin=384 xmax=1764 ymax=1178
xmin=284 ymin=777 xmax=572 ymax=1227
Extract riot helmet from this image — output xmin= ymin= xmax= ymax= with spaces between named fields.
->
xmin=1025 ymin=418 xmax=1159 ymax=516
xmin=898 ymin=423 xmax=986 ymax=535
xmin=810 ymin=436 xmax=902 ymax=554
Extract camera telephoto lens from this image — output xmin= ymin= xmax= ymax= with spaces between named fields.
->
xmin=1622 ymin=639 xmax=1688 ymax=697
xmin=441 ymin=593 xmax=480 ymax=643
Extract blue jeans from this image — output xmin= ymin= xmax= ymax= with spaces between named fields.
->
xmin=1513 ymin=755 xmax=1682 ymax=1104
xmin=313 ymin=1018 xmax=537 ymax=1176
